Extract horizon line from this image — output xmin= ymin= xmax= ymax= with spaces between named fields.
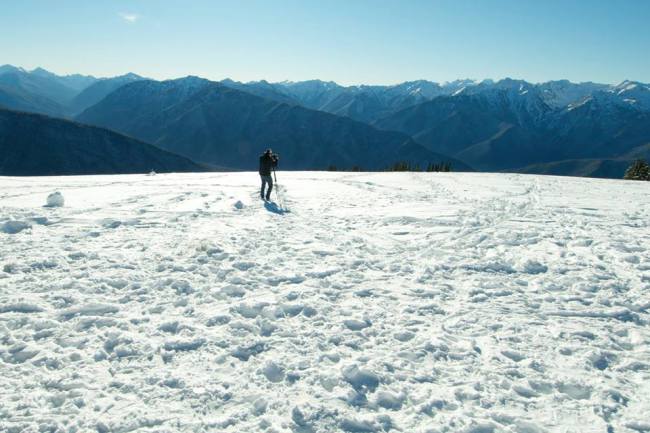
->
xmin=1 ymin=63 xmax=643 ymax=88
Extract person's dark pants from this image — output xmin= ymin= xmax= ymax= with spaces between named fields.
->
xmin=260 ymin=175 xmax=273 ymax=199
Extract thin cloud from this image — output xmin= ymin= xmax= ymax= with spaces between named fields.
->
xmin=119 ymin=13 xmax=139 ymax=23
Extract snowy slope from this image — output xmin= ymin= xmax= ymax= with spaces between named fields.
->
xmin=1 ymin=172 xmax=649 ymax=433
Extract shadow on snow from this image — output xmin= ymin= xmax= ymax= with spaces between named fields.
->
xmin=264 ymin=201 xmax=289 ymax=215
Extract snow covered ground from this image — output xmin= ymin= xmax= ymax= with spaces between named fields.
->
xmin=1 ymin=172 xmax=649 ymax=433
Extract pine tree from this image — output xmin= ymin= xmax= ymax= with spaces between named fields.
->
xmin=624 ymin=159 xmax=650 ymax=181
xmin=386 ymin=161 xmax=452 ymax=173
xmin=389 ymin=161 xmax=409 ymax=171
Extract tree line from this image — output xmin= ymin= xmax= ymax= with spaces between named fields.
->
xmin=624 ymin=159 xmax=650 ymax=181
xmin=326 ymin=161 xmax=452 ymax=172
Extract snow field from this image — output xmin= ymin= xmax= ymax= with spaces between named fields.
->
xmin=0 ymin=172 xmax=649 ymax=433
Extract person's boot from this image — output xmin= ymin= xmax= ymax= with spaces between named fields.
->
xmin=265 ymin=193 xmax=271 ymax=201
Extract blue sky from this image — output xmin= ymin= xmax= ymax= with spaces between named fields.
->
xmin=1 ymin=0 xmax=648 ymax=85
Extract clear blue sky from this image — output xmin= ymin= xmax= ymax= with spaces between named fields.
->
xmin=1 ymin=0 xmax=648 ymax=85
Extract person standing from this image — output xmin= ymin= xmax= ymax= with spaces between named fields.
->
xmin=259 ymin=148 xmax=279 ymax=200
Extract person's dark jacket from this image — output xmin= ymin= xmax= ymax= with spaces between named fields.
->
xmin=259 ymin=153 xmax=279 ymax=176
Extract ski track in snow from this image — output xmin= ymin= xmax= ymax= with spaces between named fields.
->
xmin=1 ymin=172 xmax=649 ymax=433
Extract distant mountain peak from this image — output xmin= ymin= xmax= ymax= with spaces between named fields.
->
xmin=613 ymin=80 xmax=640 ymax=92
xmin=168 ymin=75 xmax=210 ymax=85
xmin=172 ymin=75 xmax=206 ymax=82
xmin=280 ymin=79 xmax=341 ymax=89
xmin=30 ymin=67 xmax=55 ymax=76
xmin=29 ymin=66 xmax=97 ymax=81
xmin=443 ymin=78 xmax=480 ymax=87
xmin=606 ymin=80 xmax=650 ymax=110
xmin=121 ymin=72 xmax=142 ymax=79
xmin=0 ymin=64 xmax=26 ymax=74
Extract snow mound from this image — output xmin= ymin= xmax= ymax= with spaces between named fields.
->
xmin=45 ymin=191 xmax=64 ymax=207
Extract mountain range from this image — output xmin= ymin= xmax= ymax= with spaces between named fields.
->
xmin=223 ymin=78 xmax=481 ymax=124
xmin=1 ymin=64 xmax=649 ymax=177
xmin=225 ymin=78 xmax=650 ymax=176
xmin=77 ymin=77 xmax=464 ymax=171
xmin=0 ymin=65 xmax=145 ymax=117
xmin=374 ymin=79 xmax=650 ymax=172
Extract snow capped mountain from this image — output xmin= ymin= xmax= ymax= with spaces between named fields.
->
xmin=396 ymin=80 xmax=440 ymax=97
xmin=538 ymin=80 xmax=609 ymax=109
xmin=220 ymin=78 xmax=299 ymax=105
xmin=564 ymin=84 xmax=650 ymax=120
xmin=222 ymin=79 xmax=457 ymax=123
xmin=375 ymin=77 xmax=650 ymax=175
xmin=281 ymin=78 xmax=342 ymax=93
xmin=461 ymin=78 xmax=551 ymax=126
xmin=222 ymin=77 xmax=650 ymax=127
xmin=279 ymin=79 xmax=349 ymax=109
xmin=609 ymin=80 xmax=650 ymax=110
xmin=374 ymin=80 xmax=445 ymax=99
xmin=614 ymin=80 xmax=644 ymax=93
xmin=1 ymin=63 xmax=647 ymax=120
xmin=440 ymin=78 xmax=481 ymax=94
